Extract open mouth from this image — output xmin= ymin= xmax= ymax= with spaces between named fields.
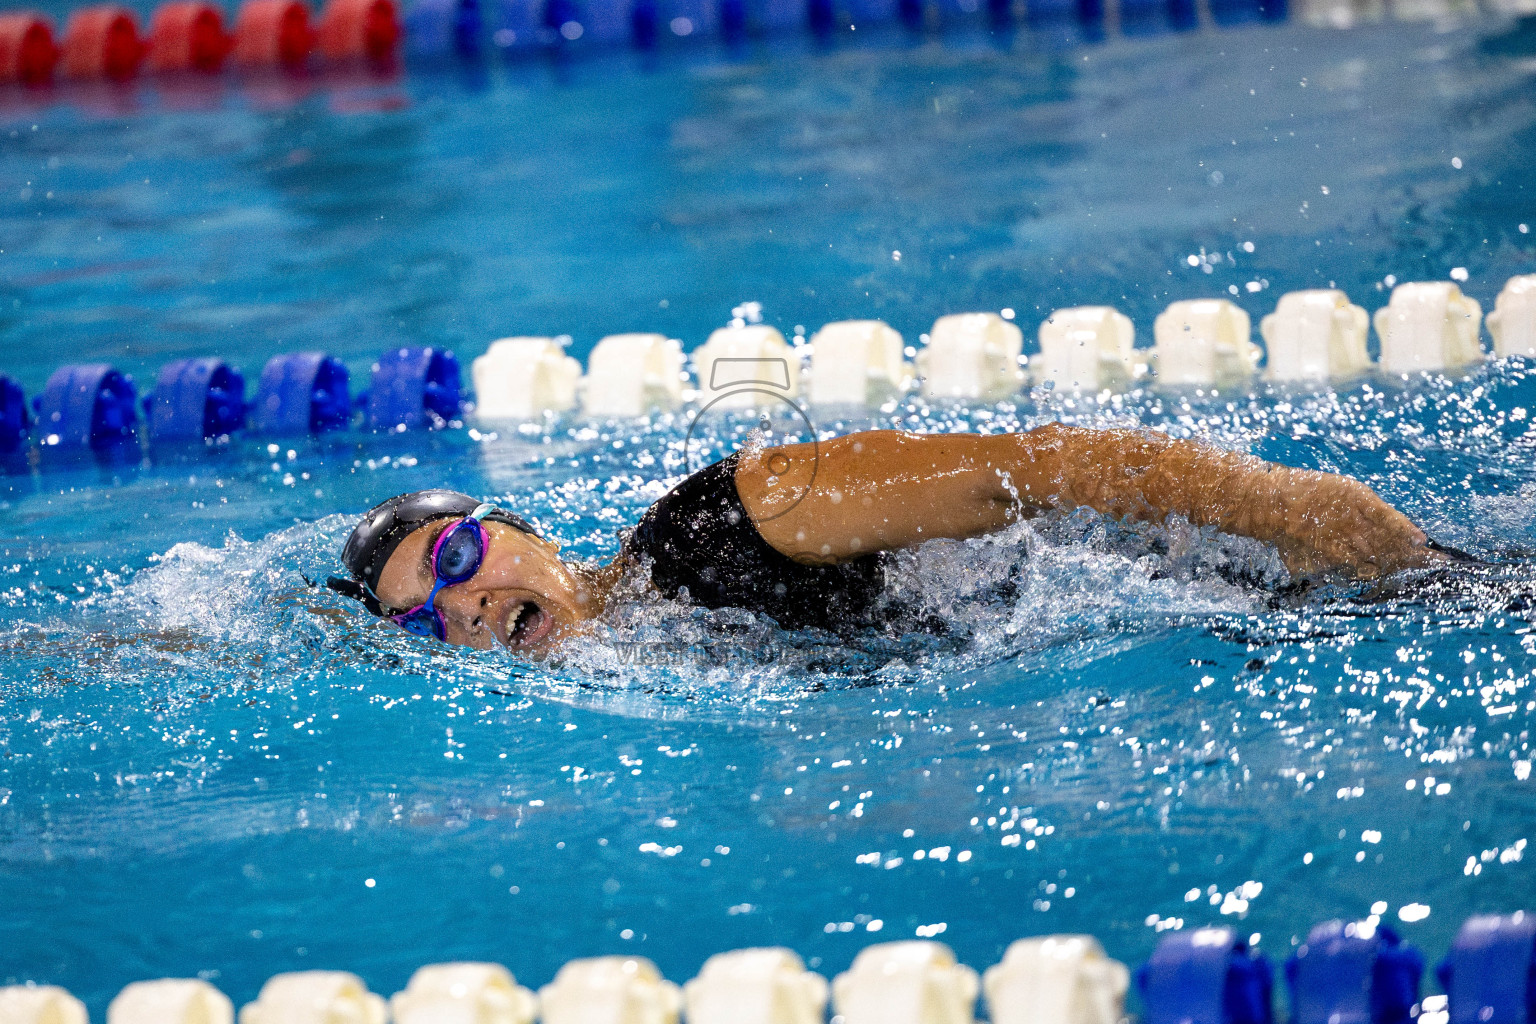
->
xmin=504 ymin=600 xmax=553 ymax=649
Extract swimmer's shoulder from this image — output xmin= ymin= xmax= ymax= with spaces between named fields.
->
xmin=628 ymin=454 xmax=747 ymax=551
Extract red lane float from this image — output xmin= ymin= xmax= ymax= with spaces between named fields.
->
xmin=60 ymin=5 xmax=144 ymax=79
xmin=231 ymin=0 xmax=313 ymax=67
xmin=147 ymin=1 xmax=232 ymax=72
xmin=0 ymin=12 xmax=58 ymax=84
xmin=316 ymin=0 xmax=398 ymax=64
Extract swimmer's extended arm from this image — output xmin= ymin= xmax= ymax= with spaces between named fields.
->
xmin=735 ymin=425 xmax=1439 ymax=579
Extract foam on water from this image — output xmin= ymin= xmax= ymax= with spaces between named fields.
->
xmin=0 ymin=492 xmax=1268 ymax=726
xmin=550 ymin=510 xmax=1275 ymax=701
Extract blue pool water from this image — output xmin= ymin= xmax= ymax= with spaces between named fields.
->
xmin=3 ymin=12 xmax=1536 ymax=1015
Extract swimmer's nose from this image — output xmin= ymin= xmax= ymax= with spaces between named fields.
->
xmin=436 ymin=590 xmax=498 ymax=648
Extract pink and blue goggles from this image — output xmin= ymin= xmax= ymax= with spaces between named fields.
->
xmin=389 ymin=502 xmax=497 ymax=641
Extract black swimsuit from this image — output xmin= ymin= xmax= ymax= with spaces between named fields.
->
xmin=624 ymin=453 xmax=888 ymax=631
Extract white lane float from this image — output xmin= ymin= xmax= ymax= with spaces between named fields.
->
xmin=1034 ymin=306 xmax=1139 ymax=392
xmin=581 ymin=333 xmax=687 ymax=417
xmin=917 ymin=313 xmax=1026 ymax=402
xmin=0 ymin=985 xmax=89 ymax=1024
xmin=1373 ymin=281 xmax=1484 ymax=374
xmin=389 ymin=962 xmax=538 ymax=1024
xmin=691 ymin=325 xmax=800 ymax=410
xmin=832 ymin=940 xmax=980 ymax=1024
xmin=982 ymin=935 xmax=1130 ymax=1024
xmin=1487 ymin=274 xmax=1536 ymax=359
xmin=537 ymin=956 xmax=683 ymax=1024
xmin=1260 ymin=289 xmax=1373 ymax=382
xmin=683 ymin=947 xmax=829 ymax=1024
xmin=237 ymin=971 xmax=386 ymax=1024
xmin=108 ymin=979 xmax=233 ymax=1024
xmin=471 ymin=337 xmax=583 ymax=418
xmin=806 ymin=320 xmax=911 ymax=406
xmin=1152 ymin=299 xmax=1262 ymax=385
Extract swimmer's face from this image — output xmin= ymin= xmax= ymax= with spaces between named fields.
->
xmin=373 ymin=518 xmax=594 ymax=654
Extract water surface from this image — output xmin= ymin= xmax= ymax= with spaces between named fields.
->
xmin=2 ymin=13 xmax=1535 ymax=1014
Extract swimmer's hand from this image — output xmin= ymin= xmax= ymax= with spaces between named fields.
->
xmin=1243 ymin=470 xmax=1439 ymax=579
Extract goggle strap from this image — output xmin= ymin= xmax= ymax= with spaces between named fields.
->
xmin=325 ymin=575 xmax=387 ymax=616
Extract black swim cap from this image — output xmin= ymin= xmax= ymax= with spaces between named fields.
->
xmin=327 ymin=489 xmax=539 ymax=615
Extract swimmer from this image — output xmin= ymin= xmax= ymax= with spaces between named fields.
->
xmin=326 ymin=424 xmax=1457 ymax=653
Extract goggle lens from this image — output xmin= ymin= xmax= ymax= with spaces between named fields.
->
xmin=434 ymin=519 xmax=486 ymax=583
xmin=394 ymin=606 xmax=447 ymax=641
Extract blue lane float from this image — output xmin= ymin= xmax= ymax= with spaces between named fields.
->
xmin=404 ymin=0 xmax=483 ymax=55
xmin=0 ymin=376 xmax=27 ymax=454
xmin=1209 ymin=0 xmax=1285 ymax=24
xmin=1286 ymin=922 xmax=1422 ymax=1024
xmin=1137 ymin=926 xmax=1275 ymax=1024
xmin=33 ymin=363 xmax=138 ymax=450
xmin=365 ymin=346 xmax=461 ymax=431
xmin=250 ymin=352 xmax=352 ymax=435
xmin=1437 ymin=912 xmax=1536 ymax=1024
xmin=807 ymin=0 xmax=835 ymax=34
xmin=1119 ymin=0 xmax=1197 ymax=33
xmin=717 ymin=0 xmax=744 ymax=41
xmin=628 ymin=0 xmax=657 ymax=46
xmin=146 ymin=358 xmax=247 ymax=443
xmin=542 ymin=0 xmax=578 ymax=33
